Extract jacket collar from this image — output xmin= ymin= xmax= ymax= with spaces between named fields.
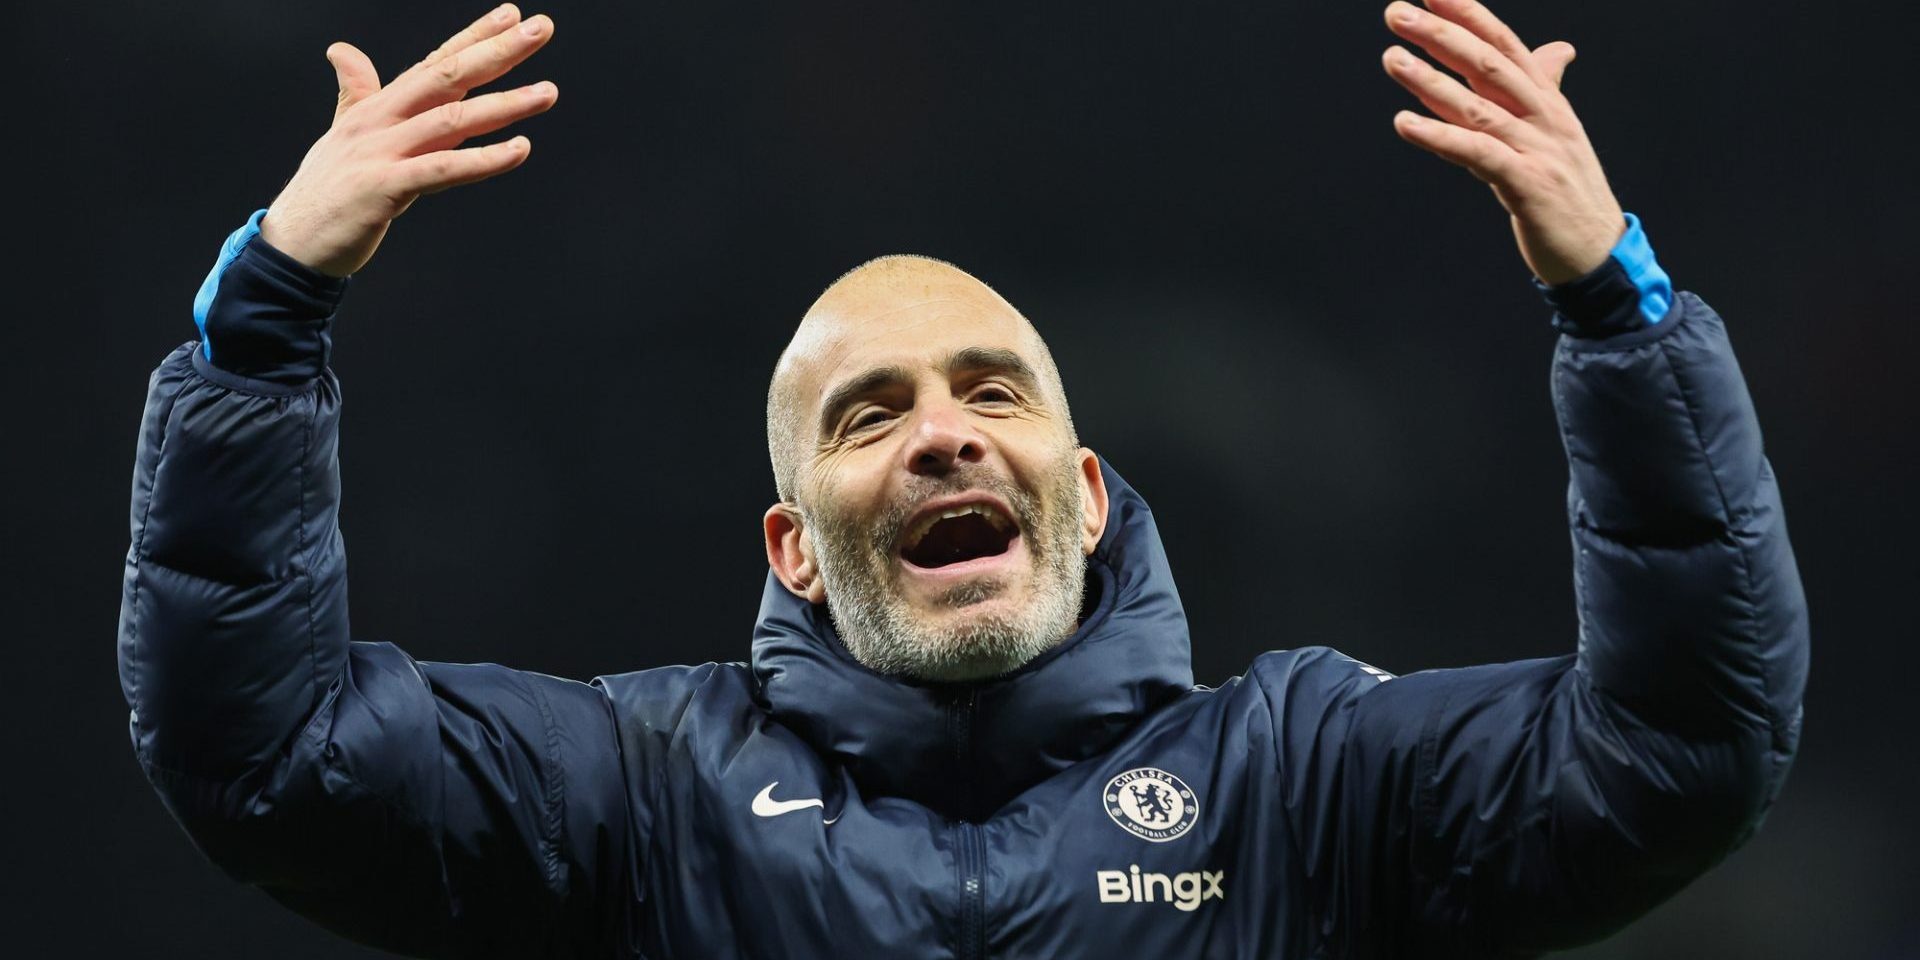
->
xmin=750 ymin=459 xmax=1194 ymax=821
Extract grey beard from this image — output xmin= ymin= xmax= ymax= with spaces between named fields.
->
xmin=802 ymin=453 xmax=1088 ymax=683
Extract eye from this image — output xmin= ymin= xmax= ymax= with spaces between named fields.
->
xmin=970 ymin=384 xmax=1016 ymax=404
xmin=848 ymin=408 xmax=895 ymax=432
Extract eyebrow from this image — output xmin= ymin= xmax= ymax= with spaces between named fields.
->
xmin=948 ymin=346 xmax=1041 ymax=391
xmin=816 ymin=347 xmax=1043 ymax=439
xmin=817 ymin=364 xmax=914 ymax=439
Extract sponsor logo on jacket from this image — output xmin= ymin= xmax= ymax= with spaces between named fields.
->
xmin=1095 ymin=864 xmax=1226 ymax=911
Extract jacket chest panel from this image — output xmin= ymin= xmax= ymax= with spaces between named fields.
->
xmin=639 ymin=678 xmax=1307 ymax=958
xmin=646 ymin=716 xmax=962 ymax=958
xmin=974 ymin=688 xmax=1304 ymax=957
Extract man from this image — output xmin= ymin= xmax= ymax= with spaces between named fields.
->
xmin=118 ymin=1 xmax=1807 ymax=957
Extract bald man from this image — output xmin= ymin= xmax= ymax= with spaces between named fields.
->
xmin=762 ymin=255 xmax=1105 ymax=683
xmin=120 ymin=3 xmax=1806 ymax=959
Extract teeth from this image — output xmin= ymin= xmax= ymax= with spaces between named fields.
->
xmin=902 ymin=503 xmax=1013 ymax=550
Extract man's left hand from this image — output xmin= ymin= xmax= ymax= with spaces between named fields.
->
xmin=1382 ymin=0 xmax=1624 ymax=286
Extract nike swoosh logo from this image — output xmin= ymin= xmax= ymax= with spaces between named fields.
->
xmin=752 ymin=781 xmax=840 ymax=824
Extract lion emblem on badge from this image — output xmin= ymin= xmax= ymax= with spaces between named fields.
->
xmin=1103 ymin=767 xmax=1200 ymax=842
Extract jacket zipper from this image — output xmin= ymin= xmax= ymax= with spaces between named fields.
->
xmin=951 ymin=690 xmax=987 ymax=960
xmin=956 ymin=820 xmax=986 ymax=960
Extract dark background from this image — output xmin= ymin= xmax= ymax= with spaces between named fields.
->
xmin=9 ymin=0 xmax=1915 ymax=955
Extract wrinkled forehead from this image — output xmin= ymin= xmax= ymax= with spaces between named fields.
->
xmin=783 ymin=274 xmax=1042 ymax=410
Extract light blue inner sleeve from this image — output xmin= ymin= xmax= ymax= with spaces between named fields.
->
xmin=1614 ymin=211 xmax=1674 ymax=326
xmin=192 ymin=208 xmax=269 ymax=360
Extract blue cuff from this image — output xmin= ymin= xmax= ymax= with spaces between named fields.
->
xmin=191 ymin=208 xmax=269 ymax=361
xmin=1532 ymin=212 xmax=1676 ymax=338
xmin=191 ymin=209 xmax=350 ymax=385
xmin=1611 ymin=212 xmax=1674 ymax=325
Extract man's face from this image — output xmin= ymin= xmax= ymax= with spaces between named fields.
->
xmin=767 ymin=263 xmax=1107 ymax=681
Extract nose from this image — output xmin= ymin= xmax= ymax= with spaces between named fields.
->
xmin=902 ymin=396 xmax=987 ymax=478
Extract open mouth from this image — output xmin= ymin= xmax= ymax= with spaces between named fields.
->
xmin=899 ymin=501 xmax=1019 ymax=570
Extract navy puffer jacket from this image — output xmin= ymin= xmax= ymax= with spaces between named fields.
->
xmin=119 ymin=217 xmax=1806 ymax=958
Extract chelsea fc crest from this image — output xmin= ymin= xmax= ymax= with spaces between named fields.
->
xmin=1103 ymin=768 xmax=1200 ymax=842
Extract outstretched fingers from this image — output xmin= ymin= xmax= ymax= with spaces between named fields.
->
xmin=1390 ymin=110 xmax=1519 ymax=183
xmin=390 ymin=136 xmax=533 ymax=196
xmin=384 ymin=80 xmax=558 ymax=156
xmin=420 ymin=3 xmax=522 ymax=70
xmin=1385 ymin=1 xmax=1543 ymax=118
xmin=1421 ymin=0 xmax=1546 ymax=87
xmin=377 ymin=12 xmax=554 ymax=121
xmin=1380 ymin=0 xmax=1623 ymax=283
xmin=1382 ymin=45 xmax=1533 ymax=150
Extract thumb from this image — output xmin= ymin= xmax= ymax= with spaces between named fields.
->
xmin=1533 ymin=41 xmax=1576 ymax=89
xmin=326 ymin=42 xmax=382 ymax=119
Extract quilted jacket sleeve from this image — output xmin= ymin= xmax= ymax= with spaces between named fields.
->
xmin=1261 ymin=277 xmax=1808 ymax=957
xmin=117 ymin=216 xmax=633 ymax=957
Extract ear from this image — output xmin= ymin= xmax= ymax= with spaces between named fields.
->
xmin=765 ymin=502 xmax=828 ymax=603
xmin=1075 ymin=448 xmax=1110 ymax=556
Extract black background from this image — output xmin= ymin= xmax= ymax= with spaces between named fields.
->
xmin=10 ymin=0 xmax=1916 ymax=956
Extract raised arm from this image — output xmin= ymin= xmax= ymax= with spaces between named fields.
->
xmin=118 ymin=9 xmax=631 ymax=955
xmin=1257 ymin=2 xmax=1808 ymax=955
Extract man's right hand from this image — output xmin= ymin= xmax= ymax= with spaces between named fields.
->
xmin=259 ymin=4 xmax=558 ymax=278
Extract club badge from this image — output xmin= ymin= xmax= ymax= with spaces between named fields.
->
xmin=1103 ymin=767 xmax=1200 ymax=842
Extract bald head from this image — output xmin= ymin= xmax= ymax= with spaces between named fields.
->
xmin=766 ymin=255 xmax=1077 ymax=503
